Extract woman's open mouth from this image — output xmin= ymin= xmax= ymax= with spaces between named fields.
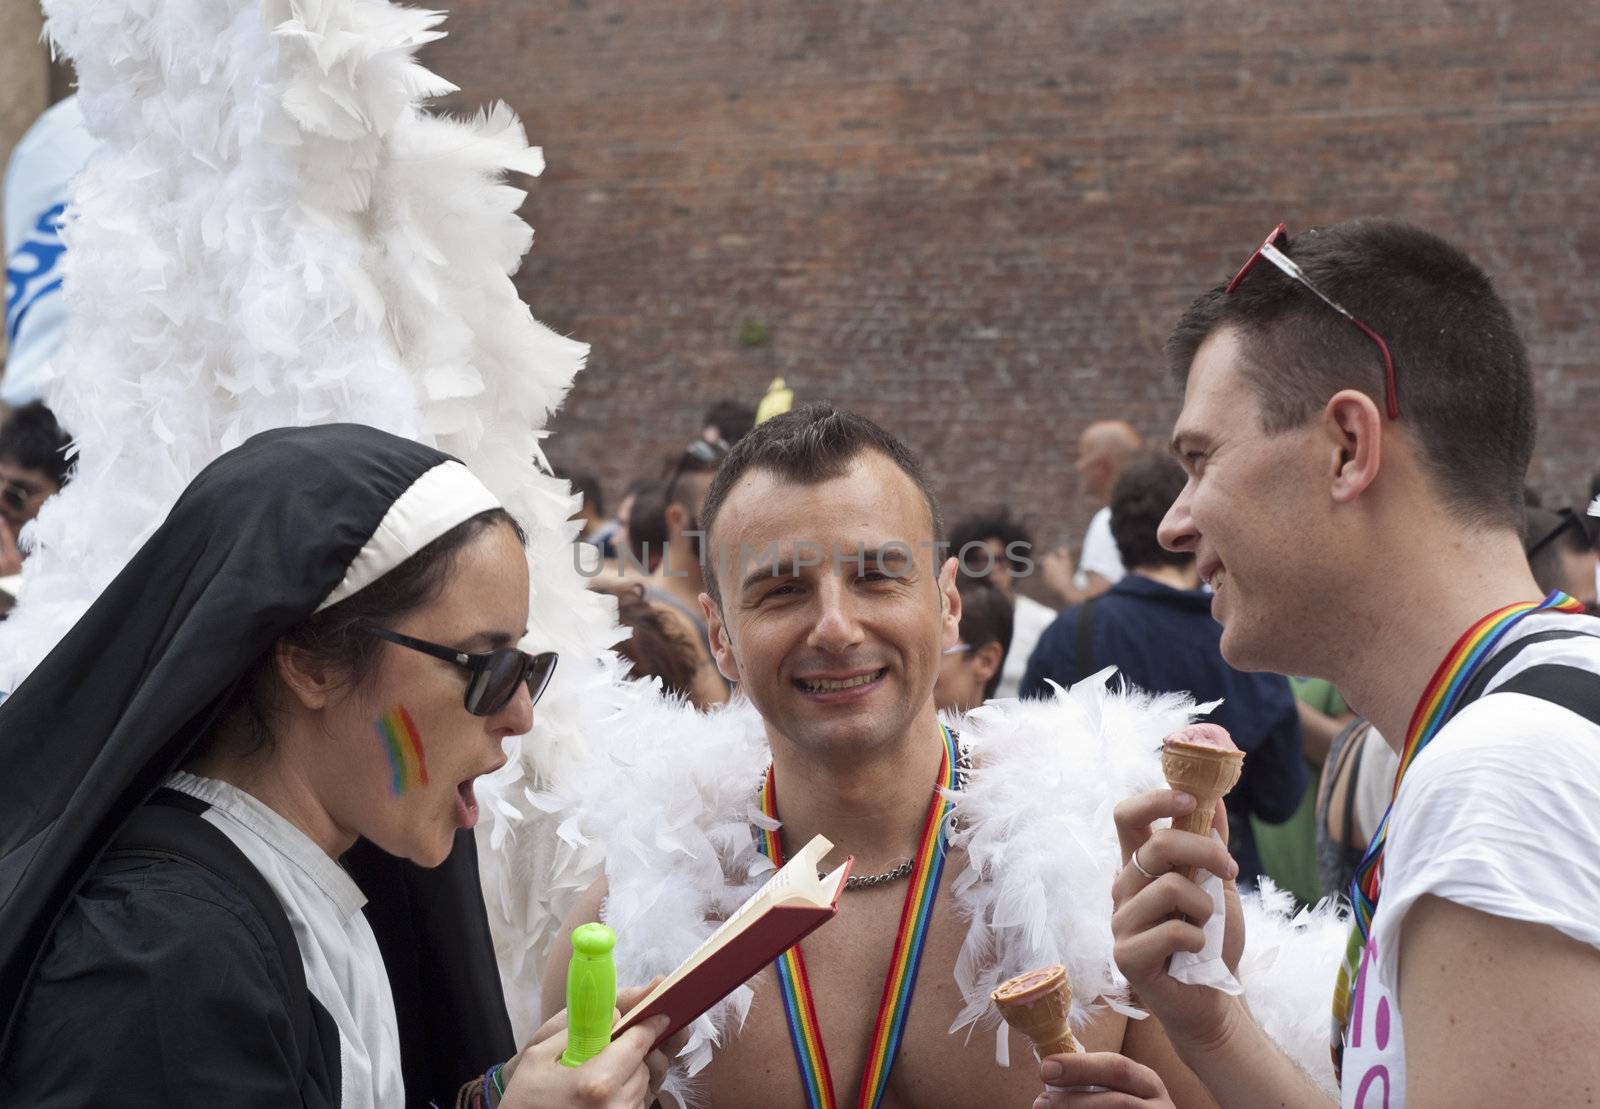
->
xmin=455 ymin=779 xmax=479 ymax=828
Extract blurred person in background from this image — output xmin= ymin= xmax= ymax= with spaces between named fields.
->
xmin=609 ymin=477 xmax=655 ymax=564
xmin=932 ymin=574 xmax=1012 ymax=714
xmin=564 ymin=471 xmax=618 ymax=561
xmin=619 ymin=480 xmax=668 ymax=575
xmin=4 ymin=96 xmax=95 ymax=408
xmin=1523 ymin=505 xmax=1597 ymax=611
xmin=642 ymin=439 xmax=731 ymax=703
xmin=700 ymin=399 xmax=756 ymax=448
xmin=946 ymin=511 xmax=1053 ymax=699
xmin=1021 ymin=453 xmax=1305 ymax=886
xmin=1039 ymin=420 xmax=1142 ymax=607
xmin=0 ymin=400 xmax=73 ymax=581
xmin=1253 ymin=673 xmax=1355 ymax=905
xmin=1316 ymin=715 xmax=1397 ymax=900
xmin=591 ymin=579 xmax=725 ymax=707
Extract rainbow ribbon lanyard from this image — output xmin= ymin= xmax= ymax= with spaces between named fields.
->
xmin=1330 ymin=591 xmax=1584 ymax=1075
xmin=757 ymin=724 xmax=958 ymax=1109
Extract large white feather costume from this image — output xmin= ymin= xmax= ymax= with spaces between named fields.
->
xmin=16 ymin=0 xmax=624 ymax=1038
xmin=540 ymin=673 xmax=1350 ymax=1100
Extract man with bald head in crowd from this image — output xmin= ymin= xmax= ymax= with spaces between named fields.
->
xmin=1045 ymin=420 xmax=1142 ymax=606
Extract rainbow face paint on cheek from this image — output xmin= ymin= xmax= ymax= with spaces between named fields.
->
xmin=375 ymin=706 xmax=429 ymax=795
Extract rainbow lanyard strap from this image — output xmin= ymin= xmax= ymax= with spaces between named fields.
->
xmin=1330 ymin=591 xmax=1584 ymax=1078
xmin=757 ymin=724 xmax=959 ymax=1109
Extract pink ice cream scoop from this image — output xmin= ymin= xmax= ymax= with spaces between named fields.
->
xmin=1162 ymin=722 xmax=1240 ymax=752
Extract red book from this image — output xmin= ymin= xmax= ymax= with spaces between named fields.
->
xmin=615 ymin=835 xmax=852 ymax=1048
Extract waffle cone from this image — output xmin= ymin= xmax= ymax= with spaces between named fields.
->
xmin=1161 ymin=741 xmax=1244 ymax=881
xmin=991 ymin=965 xmax=1081 ymax=1058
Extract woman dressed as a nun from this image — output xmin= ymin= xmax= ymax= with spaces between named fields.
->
xmin=0 ymin=424 xmax=671 ymax=1107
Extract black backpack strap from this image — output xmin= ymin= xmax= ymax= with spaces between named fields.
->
xmin=106 ymin=789 xmax=321 ymax=1083
xmin=1448 ymin=629 xmax=1600 ymax=724
xmin=1074 ymin=596 xmax=1101 ymax=678
xmin=1491 ymin=665 xmax=1600 ymax=729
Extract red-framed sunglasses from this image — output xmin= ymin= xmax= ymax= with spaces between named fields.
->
xmin=1226 ymin=223 xmax=1400 ymax=420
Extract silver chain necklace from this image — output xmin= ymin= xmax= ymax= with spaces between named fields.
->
xmin=760 ymin=738 xmax=970 ymax=893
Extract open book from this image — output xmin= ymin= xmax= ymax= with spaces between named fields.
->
xmin=614 ymin=834 xmax=851 ymax=1047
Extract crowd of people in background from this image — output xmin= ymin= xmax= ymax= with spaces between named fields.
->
xmin=562 ymin=395 xmax=1600 ymax=909
xmin=0 ymin=371 xmax=1590 ymax=914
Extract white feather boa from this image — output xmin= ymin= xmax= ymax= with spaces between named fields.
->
xmin=542 ymin=672 xmax=1350 ymax=1099
xmin=24 ymin=0 xmax=627 ymax=1039
xmin=949 ymin=676 xmax=1349 ymax=1095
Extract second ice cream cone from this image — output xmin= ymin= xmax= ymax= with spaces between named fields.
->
xmin=991 ymin=965 xmax=1081 ymax=1058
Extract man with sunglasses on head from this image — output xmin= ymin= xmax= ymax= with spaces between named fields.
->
xmin=0 ymin=400 xmax=71 ymax=581
xmin=1056 ymin=220 xmax=1600 ymax=1108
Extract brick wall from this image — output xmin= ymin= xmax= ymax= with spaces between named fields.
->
xmin=422 ymin=1 xmax=1600 ymax=549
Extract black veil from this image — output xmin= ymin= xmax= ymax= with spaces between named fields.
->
xmin=0 ymin=423 xmax=515 ymax=1102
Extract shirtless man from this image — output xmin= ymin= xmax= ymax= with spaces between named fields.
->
xmin=547 ymin=405 xmax=1217 ymax=1107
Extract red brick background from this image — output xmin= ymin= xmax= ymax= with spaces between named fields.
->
xmin=422 ymin=1 xmax=1600 ymax=549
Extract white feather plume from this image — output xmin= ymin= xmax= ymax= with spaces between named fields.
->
xmin=947 ymin=673 xmax=1347 ymax=1095
xmin=543 ymin=671 xmax=1349 ymax=1098
xmin=945 ymin=671 xmax=1208 ymax=1040
xmin=22 ymin=0 xmax=625 ymax=1038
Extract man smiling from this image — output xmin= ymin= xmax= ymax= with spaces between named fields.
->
xmin=1071 ymin=220 xmax=1600 ymax=1109
xmin=544 ymin=404 xmax=1260 ymax=1107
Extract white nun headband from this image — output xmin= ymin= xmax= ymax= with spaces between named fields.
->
xmin=317 ymin=460 xmax=501 ymax=612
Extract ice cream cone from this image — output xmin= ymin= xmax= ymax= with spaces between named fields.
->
xmin=1160 ymin=725 xmax=1244 ymax=881
xmin=991 ymin=964 xmax=1081 ymax=1058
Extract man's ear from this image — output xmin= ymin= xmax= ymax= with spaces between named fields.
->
xmin=274 ymin=640 xmax=340 ymax=711
xmin=700 ymin=592 xmax=741 ymax=684
xmin=664 ymin=501 xmax=690 ymax=536
xmin=1323 ymin=388 xmax=1383 ymax=505
xmin=972 ymin=640 xmax=1004 ymax=686
xmin=939 ymin=557 xmax=963 ymax=649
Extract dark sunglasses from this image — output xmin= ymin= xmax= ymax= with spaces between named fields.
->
xmin=362 ymin=626 xmax=558 ymax=716
xmin=663 ymin=437 xmax=730 ymax=503
xmin=1226 ymin=223 xmax=1400 ymax=420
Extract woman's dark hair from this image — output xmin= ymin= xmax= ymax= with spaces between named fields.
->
xmin=590 ymin=580 xmax=700 ymax=700
xmin=199 ymin=507 xmax=525 ymax=757
xmin=1109 ymin=454 xmax=1192 ymax=572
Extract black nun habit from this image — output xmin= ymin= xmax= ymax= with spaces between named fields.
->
xmin=0 ymin=423 xmax=517 ymax=1106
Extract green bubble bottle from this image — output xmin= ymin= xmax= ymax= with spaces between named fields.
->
xmin=559 ymin=922 xmax=617 ymax=1067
